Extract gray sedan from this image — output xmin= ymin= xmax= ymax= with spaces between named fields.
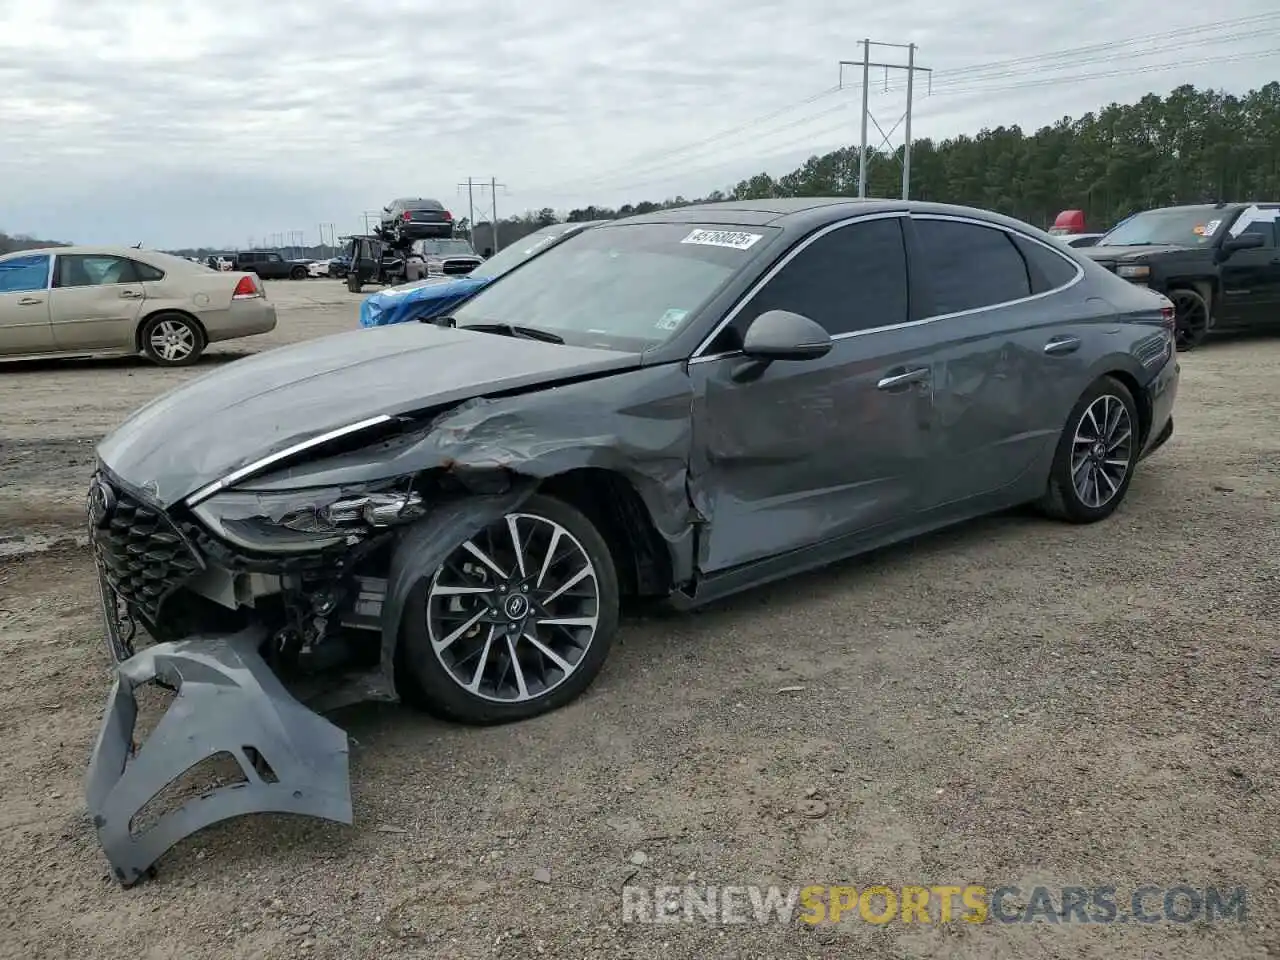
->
xmin=86 ymin=198 xmax=1178 ymax=882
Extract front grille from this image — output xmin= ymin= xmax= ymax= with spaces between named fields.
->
xmin=442 ymin=259 xmax=479 ymax=275
xmin=89 ymin=478 xmax=201 ymax=626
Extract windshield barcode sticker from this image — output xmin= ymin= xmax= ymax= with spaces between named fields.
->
xmin=681 ymin=229 xmax=763 ymax=250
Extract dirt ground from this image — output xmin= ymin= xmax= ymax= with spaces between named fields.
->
xmin=0 ymin=280 xmax=1276 ymax=960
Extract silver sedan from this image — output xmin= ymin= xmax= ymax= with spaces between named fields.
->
xmin=0 ymin=245 xmax=277 ymax=366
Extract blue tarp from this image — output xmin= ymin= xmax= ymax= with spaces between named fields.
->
xmin=357 ymin=221 xmax=608 ymax=329
xmin=358 ymin=276 xmax=489 ymax=327
xmin=0 ymin=254 xmax=51 ymax=293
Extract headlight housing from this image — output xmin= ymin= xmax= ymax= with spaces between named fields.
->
xmin=1116 ymin=264 xmax=1150 ymax=281
xmin=192 ymin=483 xmax=424 ymax=553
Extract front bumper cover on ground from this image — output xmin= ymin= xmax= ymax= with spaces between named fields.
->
xmin=85 ymin=626 xmax=352 ymax=886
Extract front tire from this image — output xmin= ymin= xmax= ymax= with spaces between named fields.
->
xmin=1038 ymin=376 xmax=1140 ymax=523
xmin=140 ymin=312 xmax=205 ymax=366
xmin=398 ymin=494 xmax=620 ymax=725
xmin=1168 ymin=287 xmax=1210 ymax=350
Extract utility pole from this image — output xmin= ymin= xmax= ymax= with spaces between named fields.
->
xmin=459 ymin=177 xmax=507 ymax=250
xmin=902 ymin=43 xmax=916 ymax=201
xmin=490 ymin=176 xmax=499 ymax=251
xmin=839 ymin=41 xmax=931 ymax=199
xmin=458 ymin=179 xmax=476 ymax=241
xmin=859 ymin=39 xmax=869 ymax=199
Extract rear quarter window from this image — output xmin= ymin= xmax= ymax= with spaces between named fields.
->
xmin=133 ymin=261 xmax=166 ymax=282
xmin=1011 ymin=235 xmax=1081 ymax=293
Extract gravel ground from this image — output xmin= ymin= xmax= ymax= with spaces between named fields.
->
xmin=0 ymin=280 xmax=1276 ymax=960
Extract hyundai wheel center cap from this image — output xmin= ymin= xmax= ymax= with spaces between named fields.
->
xmin=504 ymin=594 xmax=529 ymax=620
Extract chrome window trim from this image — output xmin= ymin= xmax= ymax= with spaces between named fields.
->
xmin=184 ymin=414 xmax=395 ymax=507
xmin=688 ymin=211 xmax=1084 ymax=365
xmin=45 ymin=254 xmax=56 ymax=290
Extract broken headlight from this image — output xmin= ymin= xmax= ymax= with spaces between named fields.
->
xmin=191 ymin=485 xmax=424 ymax=553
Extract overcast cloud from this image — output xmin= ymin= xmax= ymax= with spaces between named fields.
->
xmin=0 ymin=0 xmax=1277 ymax=247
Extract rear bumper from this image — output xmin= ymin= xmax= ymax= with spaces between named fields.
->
xmin=208 ymin=301 xmax=277 ymax=341
xmin=1140 ymin=352 xmax=1179 ymax=459
xmin=395 ymin=222 xmax=454 ymax=239
xmin=85 ymin=625 xmax=352 ymax=886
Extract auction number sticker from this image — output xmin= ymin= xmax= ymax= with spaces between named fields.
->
xmin=1201 ymin=219 xmax=1222 ymax=236
xmin=655 ymin=308 xmax=687 ymax=331
xmin=681 ymin=229 xmax=763 ymax=250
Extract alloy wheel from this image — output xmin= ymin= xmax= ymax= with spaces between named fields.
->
xmin=1070 ymin=394 xmax=1134 ymax=509
xmin=149 ymin=319 xmax=196 ymax=362
xmin=426 ymin=513 xmax=600 ymax=703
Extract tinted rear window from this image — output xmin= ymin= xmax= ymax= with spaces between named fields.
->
xmin=1011 ymin=235 xmax=1080 ymax=293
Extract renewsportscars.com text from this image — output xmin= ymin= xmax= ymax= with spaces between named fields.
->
xmin=621 ymin=884 xmax=1248 ymax=925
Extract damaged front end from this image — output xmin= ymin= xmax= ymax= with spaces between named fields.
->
xmin=83 ymin=451 xmax=538 ymax=884
xmin=84 ymin=358 xmax=697 ymax=884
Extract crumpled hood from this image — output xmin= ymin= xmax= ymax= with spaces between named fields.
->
xmin=359 ymin=276 xmax=489 ymax=327
xmin=97 ymin=323 xmax=640 ymax=507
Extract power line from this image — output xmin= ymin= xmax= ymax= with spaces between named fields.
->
xmin=524 ymin=14 xmax=1280 ymax=198
xmin=870 ymin=25 xmax=1280 ymax=98
xmin=566 ymin=26 xmax=1280 ymax=194
xmin=584 ymin=47 xmax=1280 ymax=198
xmin=524 ymin=85 xmax=844 ymax=196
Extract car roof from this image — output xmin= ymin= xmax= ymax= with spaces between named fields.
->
xmin=0 ymin=245 xmax=197 ymax=264
xmin=1136 ymin=202 xmax=1252 ymax=214
xmin=606 ymin=198 xmax=1055 ymax=234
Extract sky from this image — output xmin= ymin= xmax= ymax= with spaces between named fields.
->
xmin=0 ymin=0 xmax=1277 ymax=249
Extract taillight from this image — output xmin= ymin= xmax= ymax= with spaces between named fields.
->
xmin=443 ymin=211 xmax=453 ymax=221
xmin=403 ymin=211 xmax=412 ymax=221
xmin=1159 ymin=301 xmax=1176 ymax=335
xmin=232 ymin=274 xmax=260 ymax=299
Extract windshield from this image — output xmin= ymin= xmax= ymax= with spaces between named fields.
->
xmin=1099 ymin=207 xmax=1228 ymax=247
xmin=416 ymin=239 xmax=475 ymax=256
xmin=468 ymin=224 xmax=580 ymax=280
xmin=450 ymin=222 xmax=777 ymax=351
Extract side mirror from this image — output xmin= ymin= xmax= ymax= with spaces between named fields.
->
xmin=1220 ymin=232 xmax=1265 ymax=257
xmin=741 ymin=310 xmax=832 ymax=361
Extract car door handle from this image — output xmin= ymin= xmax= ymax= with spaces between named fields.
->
xmin=1043 ymin=336 xmax=1081 ymax=356
xmin=119 ymin=290 xmax=142 ymax=299
xmin=17 ymin=297 xmax=43 ymax=306
xmin=876 ymin=367 xmax=930 ymax=390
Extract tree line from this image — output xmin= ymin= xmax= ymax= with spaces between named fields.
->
xmin=552 ymin=82 xmax=1280 ymax=235
xmin=0 ymin=232 xmax=68 ymax=256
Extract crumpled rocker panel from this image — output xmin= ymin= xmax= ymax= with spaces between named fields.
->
xmin=85 ymin=626 xmax=352 ymax=886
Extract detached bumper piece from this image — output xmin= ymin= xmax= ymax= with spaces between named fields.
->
xmin=85 ymin=626 xmax=352 ymax=886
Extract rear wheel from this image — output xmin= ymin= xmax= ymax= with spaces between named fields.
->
xmin=289 ymin=265 xmax=308 ymax=280
xmin=1168 ymin=287 xmax=1209 ymax=350
xmin=1038 ymin=376 xmax=1140 ymax=523
xmin=398 ymin=494 xmax=619 ymax=725
xmin=140 ymin=312 xmax=205 ymax=366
